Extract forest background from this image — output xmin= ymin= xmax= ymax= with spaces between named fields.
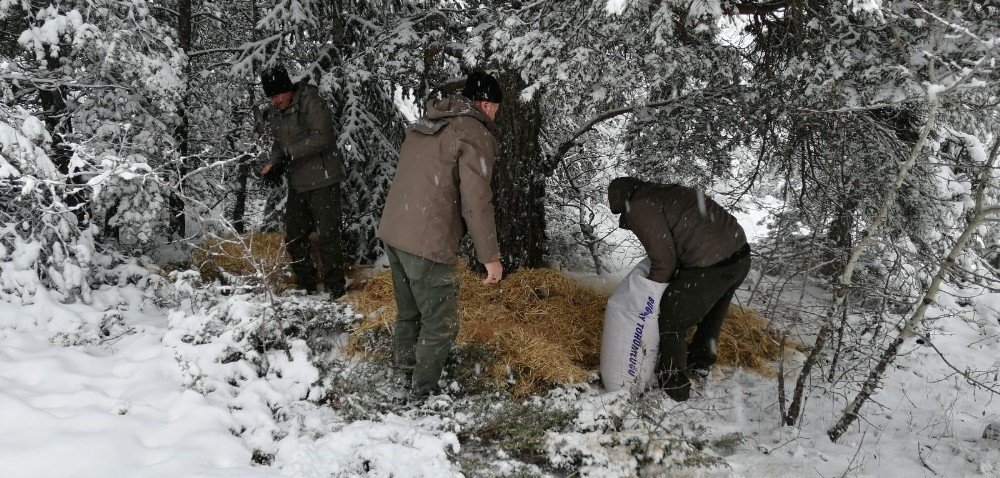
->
xmin=2 ymin=0 xmax=1000 ymax=475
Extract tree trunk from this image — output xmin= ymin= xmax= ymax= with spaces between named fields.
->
xmin=171 ymin=0 xmax=193 ymax=237
xmin=490 ymin=70 xmax=546 ymax=271
xmin=232 ymin=163 xmax=249 ymax=234
xmin=230 ymin=74 xmax=257 ymax=235
xmin=231 ymin=147 xmax=250 ymax=234
xmin=784 ymin=97 xmax=939 ymax=427
xmin=821 ymin=189 xmax=857 ymax=278
xmin=827 ymin=137 xmax=1000 ymax=443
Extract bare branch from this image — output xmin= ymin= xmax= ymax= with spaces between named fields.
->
xmin=543 ymin=85 xmax=741 ymax=176
xmin=924 ymin=335 xmax=1000 ymax=396
xmin=187 ymin=48 xmax=244 ymax=60
xmin=1 ymin=74 xmax=133 ymax=90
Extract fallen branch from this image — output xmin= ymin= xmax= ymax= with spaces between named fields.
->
xmin=923 ymin=334 xmax=1000 ymax=396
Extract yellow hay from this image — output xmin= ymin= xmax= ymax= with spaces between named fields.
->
xmin=693 ymin=306 xmax=784 ymax=377
xmin=191 ymin=232 xmax=340 ymax=291
xmin=344 ymin=266 xmax=786 ymax=395
xmin=191 ymin=233 xmax=292 ymax=290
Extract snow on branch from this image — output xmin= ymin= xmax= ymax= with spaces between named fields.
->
xmin=543 ymin=84 xmax=742 ymax=176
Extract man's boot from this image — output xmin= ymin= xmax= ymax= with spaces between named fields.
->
xmin=687 ymin=362 xmax=712 ymax=383
xmin=660 ymin=372 xmax=691 ymax=402
xmin=328 ymin=283 xmax=346 ymax=301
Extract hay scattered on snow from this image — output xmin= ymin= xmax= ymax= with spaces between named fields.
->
xmin=191 ymin=233 xmax=294 ymax=290
xmin=344 ymin=266 xmax=786 ymax=395
xmin=190 ymin=232 xmax=338 ymax=291
xmin=700 ymin=306 xmax=784 ymax=377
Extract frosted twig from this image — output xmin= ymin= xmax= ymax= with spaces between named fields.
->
xmin=0 ymin=74 xmax=133 ymax=90
xmin=923 ymin=335 xmax=1000 ymax=396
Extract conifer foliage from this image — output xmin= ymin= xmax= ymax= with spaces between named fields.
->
xmin=2 ymin=0 xmax=999 ymax=447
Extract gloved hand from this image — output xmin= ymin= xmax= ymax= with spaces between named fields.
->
xmin=260 ymin=161 xmax=285 ymax=188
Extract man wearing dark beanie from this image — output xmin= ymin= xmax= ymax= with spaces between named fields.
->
xmin=259 ymin=64 xmax=347 ymax=299
xmin=378 ymin=71 xmax=504 ymax=403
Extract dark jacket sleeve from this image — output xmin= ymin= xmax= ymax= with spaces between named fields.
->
xmin=454 ymin=121 xmax=501 ymax=265
xmin=261 ymin=140 xmax=289 ymax=186
xmin=628 ymin=201 xmax=677 ymax=283
xmin=269 ymin=139 xmax=289 ymax=167
xmin=283 ymin=90 xmax=337 ymax=159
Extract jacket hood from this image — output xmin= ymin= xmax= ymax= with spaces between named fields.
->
xmin=423 ymin=95 xmax=496 ymax=135
xmin=290 ymin=81 xmax=317 ymax=107
xmin=608 ymin=177 xmax=644 ymax=215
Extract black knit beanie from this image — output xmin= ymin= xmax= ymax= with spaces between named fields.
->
xmin=261 ymin=65 xmax=294 ymax=97
xmin=461 ymin=71 xmax=503 ymax=104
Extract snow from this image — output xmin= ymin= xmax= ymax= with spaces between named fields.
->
xmin=3 ymin=266 xmax=1000 ymax=477
xmin=0 ymin=294 xmax=269 ymax=478
xmin=926 ymin=83 xmax=948 ymax=101
xmin=947 ymin=128 xmax=992 ymax=165
xmin=851 ymin=0 xmax=884 ymax=13
xmin=605 ymin=0 xmax=628 ymax=15
xmin=393 ymin=87 xmax=419 ymax=122
xmin=1 ymin=177 xmax=998 ymax=476
xmin=0 ymin=287 xmax=469 ymax=478
xmin=275 ymin=416 xmax=462 ymax=477
xmin=0 ymin=108 xmax=59 ymax=180
xmin=700 ymin=276 xmax=1000 ymax=477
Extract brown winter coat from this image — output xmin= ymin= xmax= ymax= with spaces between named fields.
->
xmin=608 ymin=177 xmax=747 ymax=283
xmin=267 ymin=81 xmax=345 ymax=192
xmin=378 ymin=95 xmax=501 ymax=265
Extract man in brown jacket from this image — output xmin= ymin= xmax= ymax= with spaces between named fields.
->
xmin=259 ymin=65 xmax=346 ymax=298
xmin=608 ymin=177 xmax=751 ymax=401
xmin=379 ymin=72 xmax=504 ymax=402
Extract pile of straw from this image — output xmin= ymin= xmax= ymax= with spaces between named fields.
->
xmin=345 ymin=266 xmax=606 ymax=395
xmin=698 ymin=306 xmax=784 ymax=377
xmin=191 ymin=233 xmax=295 ymax=290
xmin=344 ymin=266 xmax=785 ymax=395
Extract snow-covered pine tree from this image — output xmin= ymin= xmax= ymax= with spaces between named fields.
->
xmin=2 ymin=0 xmax=185 ymax=302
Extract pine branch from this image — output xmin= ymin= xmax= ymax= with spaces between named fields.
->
xmin=0 ymin=74 xmax=133 ymax=90
xmin=542 ymin=85 xmax=741 ymax=176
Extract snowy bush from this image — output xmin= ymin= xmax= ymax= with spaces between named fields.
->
xmin=0 ymin=105 xmax=96 ymax=304
xmin=163 ymin=286 xmax=360 ymax=458
xmin=49 ymin=311 xmax=135 ymax=347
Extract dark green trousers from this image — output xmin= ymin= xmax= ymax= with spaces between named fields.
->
xmin=385 ymin=244 xmax=459 ymax=396
xmin=658 ymin=254 xmax=752 ymax=376
xmin=284 ymin=183 xmax=345 ymax=294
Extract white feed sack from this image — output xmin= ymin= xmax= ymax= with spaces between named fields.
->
xmin=601 ymin=258 xmax=668 ymax=392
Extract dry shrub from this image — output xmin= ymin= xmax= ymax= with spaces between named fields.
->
xmin=344 ymin=266 xmax=786 ymax=395
xmin=191 ymin=233 xmax=293 ymax=290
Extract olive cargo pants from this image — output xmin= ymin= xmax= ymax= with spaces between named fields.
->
xmin=385 ymin=244 xmax=459 ymax=396
xmin=284 ymin=183 xmax=346 ymax=294
xmin=658 ymin=253 xmax=752 ymax=377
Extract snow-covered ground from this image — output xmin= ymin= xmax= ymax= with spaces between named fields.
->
xmin=2 ymin=193 xmax=1000 ymax=476
xmin=4 ymin=276 xmax=999 ymax=477
xmin=0 ymin=287 xmax=468 ymax=478
xmin=0 ymin=288 xmax=269 ymax=477
xmin=710 ymin=279 xmax=1000 ymax=477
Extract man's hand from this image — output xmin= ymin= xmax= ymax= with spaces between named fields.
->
xmin=483 ymin=261 xmax=503 ymax=284
xmin=260 ymin=161 xmax=284 ymax=188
